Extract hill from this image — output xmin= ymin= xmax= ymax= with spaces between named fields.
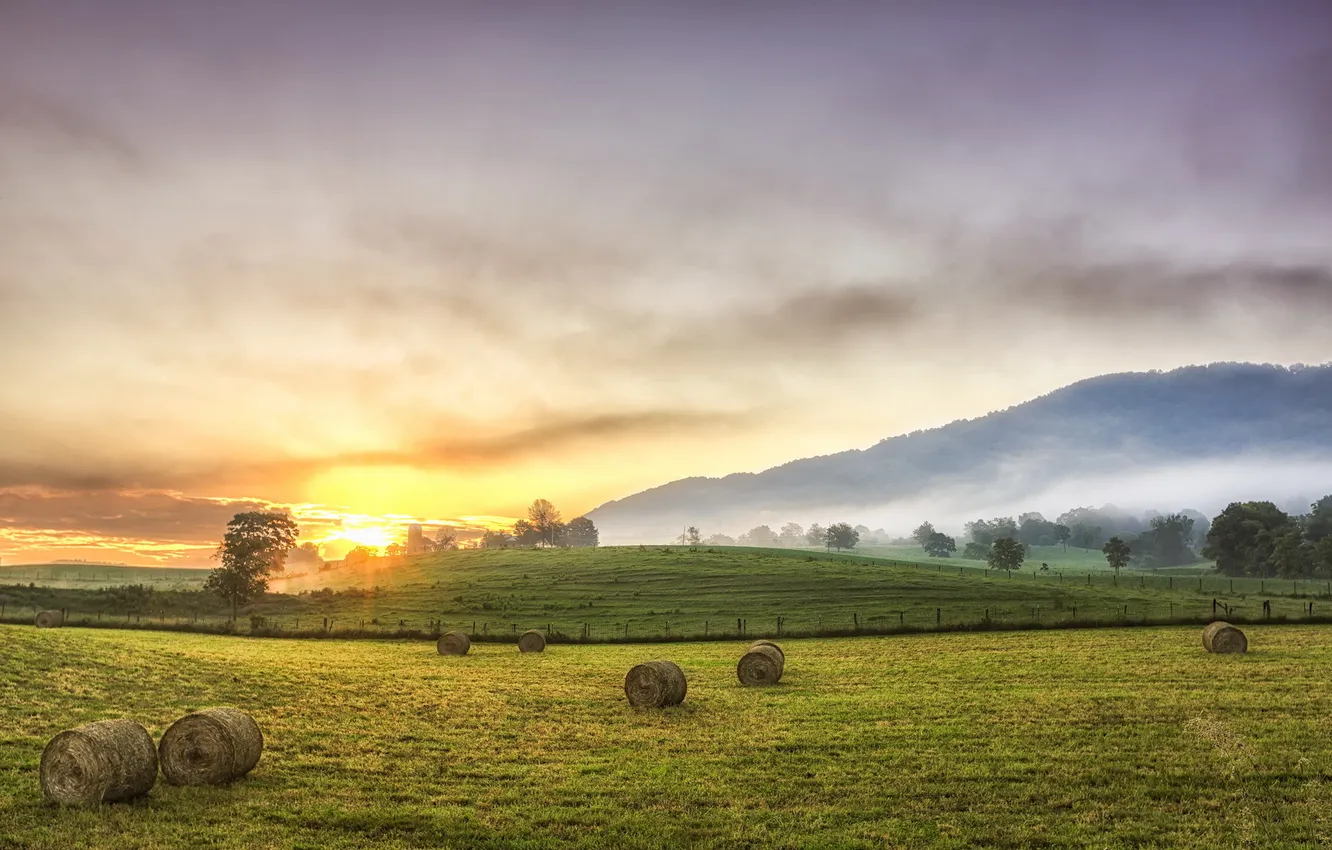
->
xmin=587 ymin=363 xmax=1332 ymax=542
xmin=5 ymin=547 xmax=1325 ymax=639
xmin=0 ymin=563 xmax=209 ymax=590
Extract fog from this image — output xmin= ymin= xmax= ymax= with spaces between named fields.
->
xmin=599 ymin=454 xmax=1332 ymax=543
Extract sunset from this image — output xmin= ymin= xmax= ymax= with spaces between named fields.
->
xmin=4 ymin=2 xmax=1332 ymax=845
xmin=5 ymin=0 xmax=1332 ymax=566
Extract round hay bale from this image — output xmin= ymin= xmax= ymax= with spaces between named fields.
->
xmin=624 ymin=660 xmax=687 ymax=708
xmin=437 ymin=631 xmax=471 ymax=656
xmin=1202 ymin=621 xmax=1248 ymax=654
xmin=40 ymin=719 xmax=158 ymax=806
xmin=158 ymin=707 xmax=263 ymax=786
xmin=737 ymin=644 xmax=785 ymax=686
xmin=35 ymin=610 xmax=64 ymax=629
xmin=748 ymin=640 xmax=784 ymax=661
xmin=518 ymin=629 xmax=546 ymax=653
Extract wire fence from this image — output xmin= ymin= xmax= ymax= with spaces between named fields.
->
xmin=3 ymin=593 xmax=1328 ymax=643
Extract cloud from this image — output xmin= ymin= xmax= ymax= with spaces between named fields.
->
xmin=1013 ymin=260 xmax=1332 ymax=319
xmin=0 ymin=409 xmax=755 ymax=493
xmin=0 ymin=84 xmax=144 ymax=169
xmin=0 ymin=489 xmax=273 ymax=545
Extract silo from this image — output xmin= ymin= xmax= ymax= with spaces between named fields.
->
xmin=407 ymin=523 xmax=424 ymax=554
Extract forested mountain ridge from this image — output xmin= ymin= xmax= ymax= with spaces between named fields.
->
xmin=588 ymin=363 xmax=1332 ymax=540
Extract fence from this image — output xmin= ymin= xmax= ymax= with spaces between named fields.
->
xmin=3 ymin=593 xmax=1329 ymax=644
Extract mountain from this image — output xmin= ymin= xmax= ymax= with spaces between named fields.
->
xmin=587 ymin=363 xmax=1332 ymax=543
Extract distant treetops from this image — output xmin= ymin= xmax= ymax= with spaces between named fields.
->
xmin=906 ymin=496 xmax=1332 ymax=578
xmin=479 ymin=500 xmax=600 ymax=550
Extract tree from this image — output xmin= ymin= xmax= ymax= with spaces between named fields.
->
xmin=1131 ymin=514 xmax=1196 ymax=568
xmin=512 ymin=519 xmax=541 ymax=548
xmin=287 ymin=542 xmax=322 ymax=569
xmin=1272 ymin=529 xmax=1313 ymax=578
xmin=385 ymin=543 xmax=405 ymax=557
xmin=778 ymin=523 xmax=804 ymax=546
xmin=1102 ymin=536 xmax=1131 ymax=577
xmin=740 ymin=525 xmax=778 ymax=547
xmin=481 ymin=530 xmax=513 ymax=549
xmin=527 ymin=499 xmax=563 ymax=547
xmin=964 ymin=519 xmax=994 ymax=546
xmin=685 ymin=526 xmax=701 ymax=546
xmin=987 ymin=537 xmax=1025 ymax=573
xmin=1305 ymin=495 xmax=1332 ymax=544
xmin=434 ymin=529 xmax=458 ymax=550
xmin=923 ymin=531 xmax=957 ymax=558
xmin=825 ymin=522 xmax=859 ymax=552
xmin=962 ymin=541 xmax=990 ymax=560
xmin=345 ymin=545 xmax=377 ymax=566
xmin=205 ymin=512 xmax=300 ymax=624
xmin=1054 ymin=524 xmax=1071 ymax=551
xmin=566 ymin=516 xmax=600 ymax=548
xmin=1203 ymin=501 xmax=1298 ymax=577
xmin=704 ymin=533 xmax=736 ymax=546
xmin=912 ymin=521 xmax=937 ymax=547
xmin=1071 ymin=523 xmax=1103 ymax=550
xmin=805 ymin=524 xmax=825 ymax=547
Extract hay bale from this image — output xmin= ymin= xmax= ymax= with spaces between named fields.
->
xmin=1203 ymin=621 xmax=1248 ymax=654
xmin=40 ymin=719 xmax=158 ymax=806
xmin=518 ymin=629 xmax=546 ymax=653
xmin=34 ymin=610 xmax=64 ymax=629
xmin=748 ymin=640 xmax=784 ymax=661
xmin=437 ymin=631 xmax=471 ymax=656
xmin=624 ymin=660 xmax=687 ymax=708
xmin=737 ymin=644 xmax=785 ymax=686
xmin=158 ymin=708 xmax=263 ymax=786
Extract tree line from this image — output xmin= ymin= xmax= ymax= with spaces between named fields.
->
xmin=907 ymin=495 xmax=1332 ymax=579
xmin=689 ymin=522 xmax=869 ymax=552
xmin=477 ymin=499 xmax=600 ymax=549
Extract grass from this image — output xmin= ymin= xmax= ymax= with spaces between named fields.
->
xmin=3 ymin=547 xmax=1330 ymax=640
xmin=3 ymin=624 xmax=1331 ymax=848
xmin=857 ymin=543 xmax=1212 ymax=574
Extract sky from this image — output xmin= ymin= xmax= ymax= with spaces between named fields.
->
xmin=2 ymin=0 xmax=1332 ymax=565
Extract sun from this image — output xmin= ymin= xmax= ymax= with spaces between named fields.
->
xmin=332 ymin=525 xmax=397 ymax=550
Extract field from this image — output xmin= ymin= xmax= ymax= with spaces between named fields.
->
xmin=3 ymin=624 xmax=1331 ymax=848
xmin=3 ymin=548 xmax=1328 ymax=641
xmin=857 ymin=544 xmax=1212 ymax=575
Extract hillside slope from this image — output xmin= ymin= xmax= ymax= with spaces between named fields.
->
xmin=588 ymin=363 xmax=1332 ymax=541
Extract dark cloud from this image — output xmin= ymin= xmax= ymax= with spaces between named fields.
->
xmin=0 ymin=490 xmax=272 ymax=544
xmin=0 ymin=84 xmax=144 ymax=169
xmin=0 ymin=409 xmax=755 ymax=492
xmin=645 ymin=285 xmax=921 ymax=360
xmin=1013 ymin=260 xmax=1332 ymax=319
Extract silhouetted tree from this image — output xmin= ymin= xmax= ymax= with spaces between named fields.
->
xmin=912 ymin=521 xmax=937 ymax=546
xmin=205 ymin=512 xmax=300 ymax=623
xmin=434 ymin=529 xmax=458 ymax=550
xmin=825 ymin=523 xmax=859 ymax=552
xmin=988 ymin=537 xmax=1025 ymax=573
xmin=566 ymin=516 xmax=600 ymax=548
xmin=512 ymin=519 xmax=541 ymax=547
xmin=1203 ymin=501 xmax=1298 ymax=577
xmin=1102 ymin=536 xmax=1131 ymax=577
xmin=923 ymin=532 xmax=957 ymax=558
xmin=527 ymin=499 xmax=563 ymax=547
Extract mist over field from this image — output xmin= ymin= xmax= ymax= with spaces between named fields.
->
xmin=601 ymin=455 xmax=1332 ymax=544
